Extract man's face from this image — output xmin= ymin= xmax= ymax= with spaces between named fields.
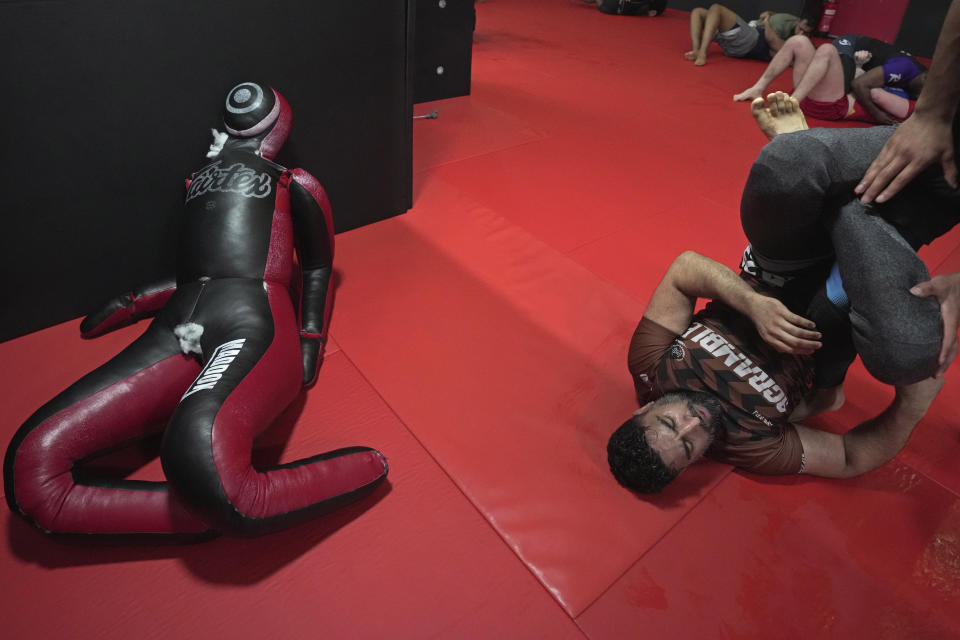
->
xmin=635 ymin=391 xmax=721 ymax=471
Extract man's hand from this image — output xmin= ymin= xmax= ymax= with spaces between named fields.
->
xmin=856 ymin=113 xmax=959 ymax=204
xmin=911 ymin=271 xmax=960 ymax=376
xmin=748 ymin=294 xmax=822 ymax=355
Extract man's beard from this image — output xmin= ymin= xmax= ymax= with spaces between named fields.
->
xmin=652 ymin=390 xmax=723 ymax=437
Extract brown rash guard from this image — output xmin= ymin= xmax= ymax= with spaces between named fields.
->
xmin=628 ymin=276 xmax=815 ymax=474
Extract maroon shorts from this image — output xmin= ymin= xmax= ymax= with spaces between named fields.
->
xmin=799 ymin=95 xmax=848 ymax=121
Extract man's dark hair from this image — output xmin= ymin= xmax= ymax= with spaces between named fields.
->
xmin=607 ymin=414 xmax=678 ymax=493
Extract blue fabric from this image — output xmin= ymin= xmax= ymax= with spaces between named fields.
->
xmin=825 ymin=262 xmax=849 ymax=309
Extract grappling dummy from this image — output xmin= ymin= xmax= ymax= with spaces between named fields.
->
xmin=3 ymin=82 xmax=388 ymax=538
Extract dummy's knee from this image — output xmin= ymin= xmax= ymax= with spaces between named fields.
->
xmin=159 ymin=414 xmax=236 ymax=532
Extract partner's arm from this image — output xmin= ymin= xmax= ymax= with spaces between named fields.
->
xmin=851 ymin=66 xmax=900 ymax=125
xmin=857 ymin=0 xmax=960 ymax=202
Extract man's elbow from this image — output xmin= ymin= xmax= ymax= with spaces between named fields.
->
xmin=838 ymin=439 xmax=891 ymax=479
xmin=674 ymin=250 xmax=702 ymax=266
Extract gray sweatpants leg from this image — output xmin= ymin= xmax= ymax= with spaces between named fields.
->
xmin=741 ymin=126 xmax=959 ymax=385
xmin=830 ymin=203 xmax=942 ymax=385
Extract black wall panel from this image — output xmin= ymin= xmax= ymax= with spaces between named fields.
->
xmin=896 ymin=0 xmax=950 ymax=58
xmin=667 ymin=0 xmax=810 ymax=19
xmin=415 ymin=0 xmax=476 ymax=103
xmin=0 ymin=0 xmax=414 ymax=342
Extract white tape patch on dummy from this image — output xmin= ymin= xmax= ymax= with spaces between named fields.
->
xmin=206 ymin=128 xmax=228 ymax=158
xmin=174 ymin=322 xmax=205 ymax=355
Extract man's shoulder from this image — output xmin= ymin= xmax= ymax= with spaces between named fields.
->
xmin=708 ymin=409 xmax=803 ymax=474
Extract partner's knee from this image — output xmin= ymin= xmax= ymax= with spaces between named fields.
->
xmin=814 ymin=42 xmax=838 ymax=58
xmin=853 ymin=311 xmax=941 ymax=385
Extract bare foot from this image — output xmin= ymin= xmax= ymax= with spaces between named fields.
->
xmin=694 ymin=54 xmax=707 ymax=66
xmin=750 ymin=91 xmax=808 ymax=140
xmin=733 ymin=86 xmax=764 ymax=102
xmin=789 ymin=386 xmax=844 ymax=421
xmin=684 ymin=50 xmax=697 ymax=61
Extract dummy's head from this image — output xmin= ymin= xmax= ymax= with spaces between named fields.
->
xmin=607 ymin=390 xmax=722 ymax=493
xmin=221 ymin=81 xmax=292 ymax=161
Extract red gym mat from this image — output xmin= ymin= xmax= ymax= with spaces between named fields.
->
xmin=330 ymin=177 xmax=731 ymax=616
xmin=577 ymin=467 xmax=960 ymax=639
xmin=3 ymin=1 xmax=959 ymax=637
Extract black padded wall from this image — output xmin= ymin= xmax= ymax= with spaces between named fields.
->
xmin=0 ymin=0 xmax=414 ymax=343
xmin=896 ymin=0 xmax=951 ymax=58
xmin=415 ymin=0 xmax=476 ymax=103
xmin=668 ymin=0 xmax=809 ymax=19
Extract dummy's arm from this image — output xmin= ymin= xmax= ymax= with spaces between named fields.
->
xmin=851 ymin=66 xmax=901 ymax=125
xmin=643 ymin=251 xmax=822 ymax=354
xmin=289 ymin=169 xmax=335 ymax=387
xmin=80 ymin=279 xmax=177 ymax=338
xmin=793 ymin=375 xmax=944 ymax=477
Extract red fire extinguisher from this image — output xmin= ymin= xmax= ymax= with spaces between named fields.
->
xmin=818 ymin=0 xmax=839 ymax=34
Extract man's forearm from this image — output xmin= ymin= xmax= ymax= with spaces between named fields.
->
xmin=840 ymin=381 xmax=942 ymax=475
xmin=851 ymin=77 xmax=890 ymax=122
xmin=669 ymin=251 xmax=757 ymax=313
xmin=915 ymin=0 xmax=960 ymax=121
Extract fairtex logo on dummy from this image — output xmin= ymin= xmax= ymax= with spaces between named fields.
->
xmin=182 ymin=338 xmax=246 ymax=398
xmin=185 ymin=161 xmax=272 ymax=202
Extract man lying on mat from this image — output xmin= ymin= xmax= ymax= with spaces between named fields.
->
xmin=607 ymin=93 xmax=959 ymax=493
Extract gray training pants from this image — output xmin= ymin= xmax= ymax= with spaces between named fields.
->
xmin=740 ymin=126 xmax=960 ymax=386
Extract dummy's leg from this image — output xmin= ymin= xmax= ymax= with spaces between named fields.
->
xmin=160 ymin=279 xmax=388 ymax=537
xmin=3 ymin=315 xmax=210 ymax=537
xmin=792 ymin=43 xmax=845 ymax=103
xmin=686 ymin=8 xmax=708 ymax=60
xmin=692 ymin=4 xmax=739 ymax=65
xmin=734 ymin=35 xmax=815 ymax=101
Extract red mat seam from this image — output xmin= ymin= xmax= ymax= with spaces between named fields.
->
xmin=331 ymin=340 xmax=588 ymax=627
xmin=572 ymin=465 xmax=735 ymax=620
